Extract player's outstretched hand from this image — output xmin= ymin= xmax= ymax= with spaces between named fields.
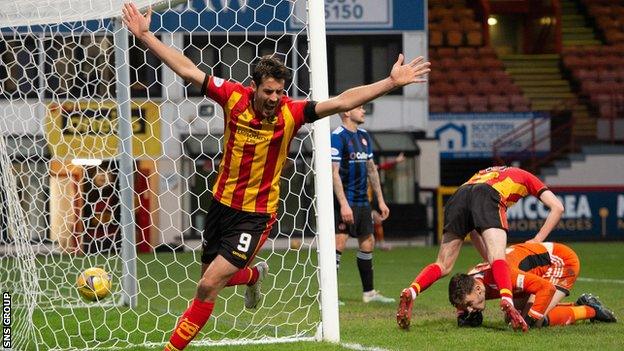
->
xmin=122 ymin=2 xmax=152 ymax=39
xmin=390 ymin=54 xmax=431 ymax=87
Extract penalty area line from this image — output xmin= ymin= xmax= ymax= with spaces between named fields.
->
xmin=577 ymin=277 xmax=624 ymax=284
xmin=341 ymin=342 xmax=392 ymax=351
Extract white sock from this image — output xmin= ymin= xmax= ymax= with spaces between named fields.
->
xmin=409 ymin=287 xmax=417 ymax=300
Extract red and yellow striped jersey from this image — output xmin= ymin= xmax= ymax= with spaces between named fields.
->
xmin=464 ymin=166 xmax=548 ymax=207
xmin=204 ymin=76 xmax=308 ymax=213
xmin=469 ymin=243 xmax=579 ymax=319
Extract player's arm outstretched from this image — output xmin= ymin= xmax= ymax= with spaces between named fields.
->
xmin=315 ymin=54 xmax=430 ymax=118
xmin=121 ymin=3 xmax=205 ymax=88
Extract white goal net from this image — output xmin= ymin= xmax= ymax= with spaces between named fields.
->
xmin=0 ymin=1 xmax=337 ymax=350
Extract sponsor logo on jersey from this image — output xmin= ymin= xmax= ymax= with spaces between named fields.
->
xmin=349 ymin=151 xmax=368 ymax=160
xmin=232 ymin=251 xmax=248 ymax=260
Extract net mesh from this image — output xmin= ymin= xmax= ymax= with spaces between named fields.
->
xmin=0 ymin=1 xmax=322 ymax=349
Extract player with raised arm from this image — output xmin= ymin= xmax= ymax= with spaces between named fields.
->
xmin=396 ymin=166 xmax=564 ymax=332
xmin=449 ymin=242 xmax=617 ymax=328
xmin=121 ymin=3 xmax=430 ymax=350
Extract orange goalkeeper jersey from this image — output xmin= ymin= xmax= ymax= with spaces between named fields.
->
xmin=464 ymin=166 xmax=548 ymax=207
xmin=468 ymin=242 xmax=580 ymax=320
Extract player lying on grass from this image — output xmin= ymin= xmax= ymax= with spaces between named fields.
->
xmin=448 ymin=242 xmax=617 ymax=328
xmin=397 ymin=166 xmax=564 ymax=332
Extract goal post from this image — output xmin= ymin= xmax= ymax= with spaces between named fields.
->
xmin=307 ymin=0 xmax=340 ymax=343
xmin=112 ymin=16 xmax=138 ymax=309
xmin=0 ymin=0 xmax=339 ymax=349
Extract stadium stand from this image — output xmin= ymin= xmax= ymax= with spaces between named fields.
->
xmin=428 ymin=0 xmax=529 ymax=114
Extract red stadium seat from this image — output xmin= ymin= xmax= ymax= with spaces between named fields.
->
xmin=466 ymin=30 xmax=483 ymax=46
xmin=429 ymin=81 xmax=456 ymax=96
xmin=430 ymin=30 xmax=444 ymax=47
xmin=447 ymin=30 xmax=464 ymax=46
xmin=457 ymin=46 xmax=477 ymax=57
xmin=489 ymin=94 xmax=510 ymax=112
xmin=447 ymin=69 xmax=471 ymax=84
xmin=454 ymin=8 xmax=474 ymax=21
xmin=439 ymin=19 xmax=462 ymax=31
xmin=575 ymin=69 xmax=599 ymax=82
xmin=439 ymin=57 xmax=457 ymax=70
xmin=460 ymin=19 xmax=481 ymax=31
xmin=477 ymin=46 xmax=498 ymax=59
xmin=497 ymin=82 xmax=521 ymax=95
xmin=481 ymin=57 xmax=504 ymax=70
xmin=429 ymin=95 xmax=447 ymax=113
xmin=448 ymin=95 xmax=469 ymax=112
xmin=475 ymin=81 xmax=498 ymax=95
xmin=599 ymin=70 xmax=618 ymax=82
xmin=467 ymin=94 xmax=488 ymax=112
xmin=428 ymin=70 xmax=445 ymax=83
xmin=563 ymin=56 xmax=587 ymax=70
xmin=436 ymin=47 xmax=456 ymax=58
xmin=491 ymin=71 xmax=513 ymax=85
xmin=455 ymin=80 xmax=474 ymax=95
xmin=510 ymin=94 xmax=531 ymax=112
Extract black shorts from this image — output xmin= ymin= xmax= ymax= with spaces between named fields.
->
xmin=335 ymin=203 xmax=374 ymax=238
xmin=443 ymin=183 xmax=507 ymax=240
xmin=201 ymin=201 xmax=276 ymax=269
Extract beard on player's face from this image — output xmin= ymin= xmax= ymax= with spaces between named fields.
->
xmin=252 ymin=77 xmax=285 ymax=119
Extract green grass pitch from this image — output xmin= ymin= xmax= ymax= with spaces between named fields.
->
xmin=23 ymin=242 xmax=624 ymax=350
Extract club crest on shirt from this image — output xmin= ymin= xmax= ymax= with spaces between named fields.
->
xmin=361 ymin=138 xmax=367 ymax=146
xmin=213 ymin=77 xmax=225 ymax=87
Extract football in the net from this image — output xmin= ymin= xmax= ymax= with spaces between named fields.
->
xmin=76 ymin=267 xmax=112 ymax=301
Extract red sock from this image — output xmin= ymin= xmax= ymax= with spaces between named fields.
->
xmin=547 ymin=305 xmax=595 ymax=326
xmin=491 ymin=259 xmax=513 ymax=303
xmin=225 ymin=267 xmax=259 ymax=287
xmin=411 ymin=264 xmax=442 ymax=295
xmin=166 ymin=299 xmax=214 ymax=350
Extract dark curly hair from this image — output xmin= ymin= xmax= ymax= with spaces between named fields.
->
xmin=252 ymin=55 xmax=291 ymax=87
xmin=448 ymin=273 xmax=476 ymax=307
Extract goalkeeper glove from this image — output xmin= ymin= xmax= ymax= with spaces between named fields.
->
xmin=457 ymin=310 xmax=483 ymax=327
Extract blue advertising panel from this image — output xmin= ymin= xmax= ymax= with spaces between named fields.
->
xmin=507 ymin=187 xmax=624 ymax=241
xmin=5 ymin=0 xmax=425 ymax=33
xmin=428 ymin=112 xmax=551 ymax=159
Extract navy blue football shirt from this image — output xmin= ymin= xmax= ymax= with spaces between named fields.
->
xmin=331 ymin=126 xmax=373 ymax=206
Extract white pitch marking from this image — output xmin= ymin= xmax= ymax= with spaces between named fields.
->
xmin=341 ymin=342 xmax=392 ymax=351
xmin=577 ymin=277 xmax=624 ymax=284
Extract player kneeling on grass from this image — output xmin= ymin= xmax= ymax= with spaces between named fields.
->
xmin=449 ymin=242 xmax=617 ymax=328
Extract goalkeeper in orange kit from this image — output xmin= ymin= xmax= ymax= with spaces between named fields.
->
xmin=449 ymin=242 xmax=617 ymax=328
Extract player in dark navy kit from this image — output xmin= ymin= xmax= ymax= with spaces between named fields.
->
xmin=331 ymin=106 xmax=394 ymax=304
